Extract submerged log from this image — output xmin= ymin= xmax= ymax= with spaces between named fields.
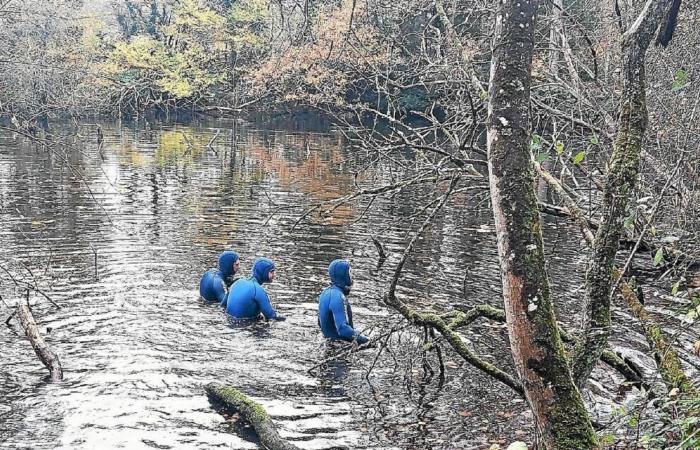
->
xmin=205 ymin=383 xmax=300 ymax=450
xmin=16 ymin=304 xmax=63 ymax=381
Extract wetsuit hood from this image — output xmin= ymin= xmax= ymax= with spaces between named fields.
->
xmin=252 ymin=258 xmax=275 ymax=284
xmin=328 ymin=259 xmax=352 ymax=292
xmin=218 ymin=251 xmax=239 ymax=278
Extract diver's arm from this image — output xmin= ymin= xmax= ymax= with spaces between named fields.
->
xmin=255 ymin=286 xmax=284 ymax=321
xmin=330 ymin=294 xmax=358 ymax=341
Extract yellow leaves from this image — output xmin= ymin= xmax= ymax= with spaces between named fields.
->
xmin=228 ymin=0 xmax=269 ymax=52
xmin=111 ymin=36 xmax=166 ymax=71
xmin=103 ymin=32 xmax=223 ymax=99
xmin=95 ymin=0 xmax=231 ymax=102
xmin=230 ymin=0 xmax=267 ymax=25
xmin=170 ymin=0 xmax=226 ymax=32
xmin=164 ymin=0 xmax=227 ymax=52
xmin=75 ymin=16 xmax=108 ymax=59
xmin=156 ymin=77 xmax=194 ymax=98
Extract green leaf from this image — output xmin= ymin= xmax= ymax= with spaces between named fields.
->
xmin=624 ymin=213 xmax=636 ymax=230
xmin=650 ymin=226 xmax=657 ymax=236
xmin=613 ymin=406 xmax=626 ymax=417
xmin=672 ymin=69 xmax=688 ymax=91
xmin=672 ymin=281 xmax=680 ymax=296
xmin=590 ymin=135 xmax=599 ymax=145
xmin=535 ymin=153 xmax=549 ymax=163
xmin=573 ymin=151 xmax=586 ymax=164
xmin=555 ymin=141 xmax=565 ymax=155
xmin=653 ymin=247 xmax=664 ymax=266
xmin=530 ymin=134 xmax=542 ymax=152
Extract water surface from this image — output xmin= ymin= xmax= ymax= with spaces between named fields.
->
xmin=0 ymin=119 xmax=696 ymax=449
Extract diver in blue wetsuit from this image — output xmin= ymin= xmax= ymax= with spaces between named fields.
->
xmin=318 ymin=260 xmax=369 ymax=344
xmin=199 ymin=250 xmax=240 ymax=303
xmin=225 ymin=258 xmax=286 ymax=321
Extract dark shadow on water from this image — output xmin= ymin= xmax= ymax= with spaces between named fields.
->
xmin=313 ymin=341 xmax=353 ymax=399
xmin=225 ymin=315 xmax=275 ymax=339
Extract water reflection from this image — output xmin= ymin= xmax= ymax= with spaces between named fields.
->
xmin=1 ymin=119 xmax=694 ymax=449
xmin=0 ymin=119 xmax=403 ymax=449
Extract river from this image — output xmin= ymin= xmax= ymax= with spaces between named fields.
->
xmin=0 ymin=118 xmax=696 ymax=449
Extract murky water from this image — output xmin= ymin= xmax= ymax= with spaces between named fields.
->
xmin=0 ymin=119 xmax=697 ymax=449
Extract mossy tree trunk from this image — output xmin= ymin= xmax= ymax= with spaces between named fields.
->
xmin=485 ymin=1 xmax=598 ymax=448
xmin=571 ymin=0 xmax=679 ymax=388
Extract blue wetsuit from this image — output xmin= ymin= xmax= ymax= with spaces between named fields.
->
xmin=318 ymin=260 xmax=369 ymax=344
xmin=199 ymin=251 xmax=239 ymax=303
xmin=225 ymin=258 xmax=285 ymax=321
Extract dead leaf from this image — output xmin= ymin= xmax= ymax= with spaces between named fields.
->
xmin=693 ymin=340 xmax=700 ymax=357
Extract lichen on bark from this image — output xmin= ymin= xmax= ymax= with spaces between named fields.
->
xmin=486 ymin=1 xmax=597 ymax=448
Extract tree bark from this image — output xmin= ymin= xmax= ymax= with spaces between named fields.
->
xmin=205 ymin=383 xmax=301 ymax=450
xmin=16 ymin=304 xmax=63 ymax=381
xmin=571 ymin=0 xmax=678 ymax=389
xmin=486 ymin=1 xmax=597 ymax=448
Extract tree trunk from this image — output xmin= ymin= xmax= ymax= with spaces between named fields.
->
xmin=486 ymin=2 xmax=597 ymax=449
xmin=16 ymin=304 xmax=63 ymax=381
xmin=571 ymin=0 xmax=678 ymax=389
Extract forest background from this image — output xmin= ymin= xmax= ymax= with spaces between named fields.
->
xmin=1 ymin=0 xmax=699 ymax=449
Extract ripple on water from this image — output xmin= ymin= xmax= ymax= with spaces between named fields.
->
xmin=3 ymin=122 xmax=694 ymax=450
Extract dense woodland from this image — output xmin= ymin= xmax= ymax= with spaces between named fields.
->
xmin=1 ymin=0 xmax=700 ymax=449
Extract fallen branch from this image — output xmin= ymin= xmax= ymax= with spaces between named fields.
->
xmin=16 ymin=303 xmax=62 ymax=381
xmin=205 ymin=383 xmax=300 ymax=450
xmin=615 ymin=267 xmax=697 ymax=396
xmin=384 ymin=176 xmax=524 ymax=396
xmin=450 ymin=303 xmax=651 ymax=392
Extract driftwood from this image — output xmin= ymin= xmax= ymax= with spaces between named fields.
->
xmin=205 ymin=383 xmax=301 ymax=450
xmin=16 ymin=304 xmax=63 ymax=381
